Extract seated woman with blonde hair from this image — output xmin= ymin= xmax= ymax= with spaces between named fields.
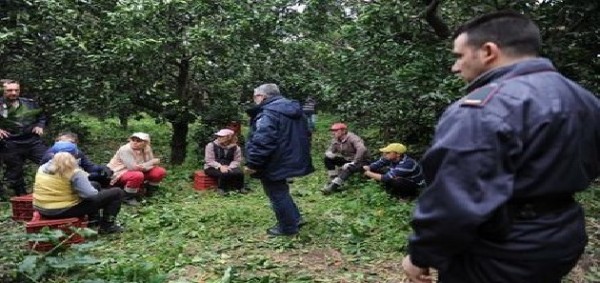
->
xmin=33 ymin=144 xmax=125 ymax=234
xmin=204 ymin=129 xmax=247 ymax=196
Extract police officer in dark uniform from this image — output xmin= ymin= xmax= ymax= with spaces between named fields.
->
xmin=402 ymin=12 xmax=600 ymax=283
xmin=0 ymin=80 xmax=48 ymax=197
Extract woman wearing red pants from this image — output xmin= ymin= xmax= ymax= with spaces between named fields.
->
xmin=107 ymin=132 xmax=166 ymax=205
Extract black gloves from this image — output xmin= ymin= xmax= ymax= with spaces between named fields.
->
xmin=100 ymin=166 xmax=114 ymax=178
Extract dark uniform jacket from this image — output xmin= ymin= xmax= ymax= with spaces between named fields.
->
xmin=245 ymin=95 xmax=314 ymax=181
xmin=0 ymin=97 xmax=46 ymax=142
xmin=408 ymin=58 xmax=600 ymax=271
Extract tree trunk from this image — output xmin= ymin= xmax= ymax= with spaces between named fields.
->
xmin=170 ymin=120 xmax=189 ymax=165
xmin=118 ymin=113 xmax=128 ymax=130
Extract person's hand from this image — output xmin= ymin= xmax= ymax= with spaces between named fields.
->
xmin=402 ymin=256 xmax=432 ymax=283
xmin=244 ymin=166 xmax=256 ymax=175
xmin=325 ymin=151 xmax=337 ymax=159
xmin=100 ymin=166 xmax=114 ymax=178
xmin=219 ymin=165 xmax=230 ymax=173
xmin=0 ymin=129 xmax=10 ymax=139
xmin=135 ymin=164 xmax=145 ymax=171
xmin=32 ymin=126 xmax=44 ymax=136
xmin=341 ymin=162 xmax=355 ymax=170
xmin=362 ymin=165 xmax=370 ymax=172
xmin=152 ymin=158 xmax=160 ymax=165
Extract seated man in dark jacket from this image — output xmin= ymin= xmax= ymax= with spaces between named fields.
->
xmin=363 ymin=143 xmax=425 ymax=199
xmin=41 ymin=132 xmax=113 ymax=189
xmin=244 ymin=83 xmax=314 ymax=236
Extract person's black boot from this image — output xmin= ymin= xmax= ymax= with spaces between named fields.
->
xmin=98 ymin=215 xmax=124 ymax=234
xmin=123 ymin=193 xmax=140 ymax=206
xmin=145 ymin=185 xmax=159 ymax=197
xmin=98 ymin=222 xmax=124 ymax=234
xmin=87 ymin=214 xmax=101 ymax=229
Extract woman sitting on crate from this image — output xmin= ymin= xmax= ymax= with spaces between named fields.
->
xmin=107 ymin=132 xmax=167 ymax=206
xmin=32 ymin=143 xmax=124 ymax=234
xmin=204 ymin=129 xmax=248 ymax=196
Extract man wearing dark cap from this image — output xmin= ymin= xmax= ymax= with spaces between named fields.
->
xmin=363 ymin=143 xmax=425 ymax=199
xmin=321 ymin=122 xmax=370 ymax=195
xmin=0 ymin=79 xmax=47 ymax=198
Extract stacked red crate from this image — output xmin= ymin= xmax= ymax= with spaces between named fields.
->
xmin=10 ymin=194 xmax=34 ymax=221
xmin=26 ymin=211 xmax=87 ymax=252
xmin=193 ymin=170 xmax=217 ymax=190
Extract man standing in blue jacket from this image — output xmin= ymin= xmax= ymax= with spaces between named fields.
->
xmin=402 ymin=11 xmax=600 ymax=283
xmin=244 ymin=83 xmax=314 ymax=236
xmin=0 ymin=79 xmax=47 ymax=197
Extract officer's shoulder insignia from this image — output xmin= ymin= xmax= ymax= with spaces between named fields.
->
xmin=460 ymin=84 xmax=500 ymax=107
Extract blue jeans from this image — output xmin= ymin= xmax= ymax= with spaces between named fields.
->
xmin=261 ymin=178 xmax=301 ymax=234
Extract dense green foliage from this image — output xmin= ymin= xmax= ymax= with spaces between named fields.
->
xmin=0 ymin=115 xmax=599 ymax=283
xmin=0 ymin=1 xmax=598 ymax=281
xmin=1 ymin=0 xmax=598 ymax=162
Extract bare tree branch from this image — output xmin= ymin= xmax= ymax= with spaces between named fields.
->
xmin=422 ymin=0 xmax=451 ymax=39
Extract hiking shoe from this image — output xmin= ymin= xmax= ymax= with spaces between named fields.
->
xmin=298 ymin=218 xmax=307 ymax=228
xmin=321 ymin=183 xmax=339 ymax=195
xmin=238 ymin=187 xmax=250 ymax=194
xmin=216 ymin=188 xmax=229 ymax=196
xmin=266 ymin=226 xmax=297 ymax=237
xmin=98 ymin=224 xmax=124 ymax=234
xmin=87 ymin=219 xmax=100 ymax=229
xmin=123 ymin=197 xmax=140 ymax=206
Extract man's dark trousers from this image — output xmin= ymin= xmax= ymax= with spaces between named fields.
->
xmin=439 ymin=249 xmax=583 ymax=283
xmin=1 ymin=137 xmax=47 ymax=195
xmin=261 ymin=178 xmax=301 ymax=234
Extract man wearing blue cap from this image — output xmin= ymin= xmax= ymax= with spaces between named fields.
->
xmin=41 ymin=132 xmax=113 ymax=189
xmin=363 ymin=143 xmax=425 ymax=199
xmin=34 ymin=142 xmax=125 ymax=233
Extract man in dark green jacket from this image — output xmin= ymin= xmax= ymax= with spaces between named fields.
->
xmin=0 ymin=79 xmax=48 ymax=197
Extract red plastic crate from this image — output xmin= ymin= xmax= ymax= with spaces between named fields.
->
xmin=10 ymin=194 xmax=34 ymax=221
xmin=194 ymin=170 xmax=217 ymax=190
xmin=26 ymin=211 xmax=87 ymax=252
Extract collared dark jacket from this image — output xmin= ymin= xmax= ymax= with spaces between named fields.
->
xmin=369 ymin=154 xmax=425 ymax=186
xmin=41 ymin=149 xmax=104 ymax=175
xmin=0 ymin=97 xmax=46 ymax=141
xmin=326 ymin=132 xmax=370 ymax=163
xmin=408 ymin=58 xmax=600 ymax=271
xmin=245 ymin=95 xmax=314 ymax=181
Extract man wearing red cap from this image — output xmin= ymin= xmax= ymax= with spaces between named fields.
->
xmin=322 ymin=122 xmax=370 ymax=195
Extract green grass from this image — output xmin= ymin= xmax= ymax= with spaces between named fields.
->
xmin=0 ymin=114 xmax=599 ymax=282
